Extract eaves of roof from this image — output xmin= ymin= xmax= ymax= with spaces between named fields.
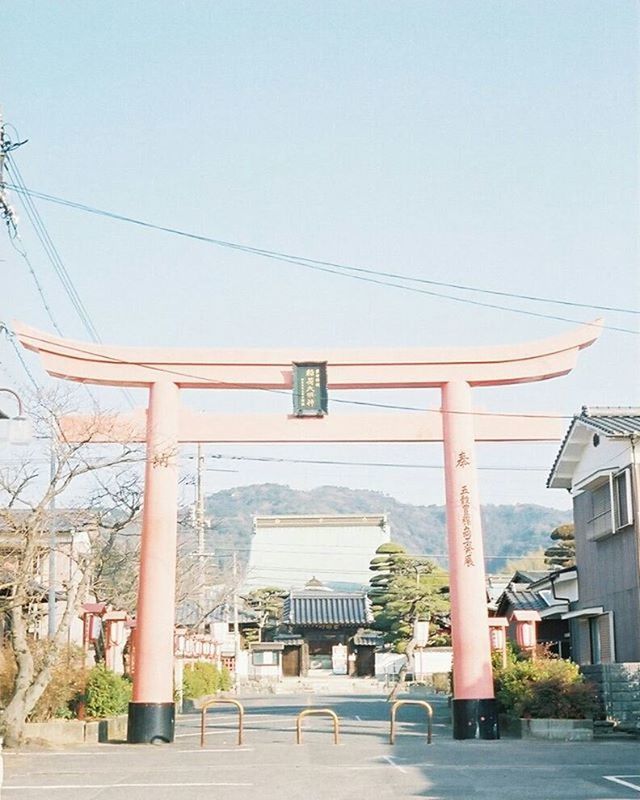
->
xmin=547 ymin=407 xmax=640 ymax=490
xmin=528 ymin=566 xmax=577 ymax=590
xmin=505 ymin=588 xmax=549 ymax=613
xmin=283 ymin=593 xmax=373 ymax=627
xmin=496 ymin=587 xmax=550 ymax=616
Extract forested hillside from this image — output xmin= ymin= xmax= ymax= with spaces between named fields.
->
xmin=201 ymin=484 xmax=571 ymax=574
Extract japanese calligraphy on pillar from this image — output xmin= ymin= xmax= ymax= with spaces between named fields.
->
xmin=459 ymin=485 xmax=474 ymax=566
xmin=292 ymin=362 xmax=328 ymax=416
xmin=456 ymin=449 xmax=474 ymax=566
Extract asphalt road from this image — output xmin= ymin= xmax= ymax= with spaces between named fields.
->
xmin=3 ymin=693 xmax=639 ymax=799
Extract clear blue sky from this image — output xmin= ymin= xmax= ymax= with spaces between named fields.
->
xmin=1 ymin=1 xmax=638 ymax=511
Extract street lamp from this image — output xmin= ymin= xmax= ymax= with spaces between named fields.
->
xmin=0 ymin=388 xmax=31 ymax=445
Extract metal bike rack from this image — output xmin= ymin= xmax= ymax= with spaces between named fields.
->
xmin=296 ymin=708 xmax=340 ymax=745
xmin=200 ymin=698 xmax=245 ymax=747
xmin=389 ymin=699 xmax=433 ymax=745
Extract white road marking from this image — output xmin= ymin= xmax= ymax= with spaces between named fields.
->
xmin=342 ymin=765 xmax=390 ymax=771
xmin=355 ymin=715 xmax=362 ymax=721
xmin=383 ymin=755 xmax=408 ymax=774
xmin=3 ymin=782 xmax=253 ymax=791
xmin=604 ymin=775 xmax=640 ymax=792
xmin=4 ymin=746 xmax=252 ymax=756
xmin=176 ymin=747 xmax=254 ymax=753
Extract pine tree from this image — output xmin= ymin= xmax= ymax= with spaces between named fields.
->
xmin=544 ymin=523 xmax=576 ymax=569
xmin=368 ymin=543 xmax=449 ymax=653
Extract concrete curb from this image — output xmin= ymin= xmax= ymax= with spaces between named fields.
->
xmin=499 ymin=715 xmax=594 ymax=741
xmin=25 ymin=715 xmax=128 ymax=746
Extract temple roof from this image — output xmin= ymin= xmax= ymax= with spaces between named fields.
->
xmin=282 ymin=591 xmax=373 ymax=627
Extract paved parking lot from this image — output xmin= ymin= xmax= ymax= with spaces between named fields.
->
xmin=3 ymin=693 xmax=639 ymax=799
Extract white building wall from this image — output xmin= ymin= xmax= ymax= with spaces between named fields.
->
xmin=245 ymin=515 xmax=390 ymax=589
xmin=413 ymin=647 xmax=453 ymax=678
xmin=572 ymin=437 xmax=633 ymax=490
xmin=375 ymin=652 xmax=406 ymax=681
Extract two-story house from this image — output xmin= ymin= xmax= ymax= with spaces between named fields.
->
xmin=547 ymin=407 xmax=640 ymax=726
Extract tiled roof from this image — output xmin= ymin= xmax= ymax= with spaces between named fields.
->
xmin=527 ymin=566 xmax=577 ymax=589
xmin=547 ymin=407 xmax=640 ymax=489
xmin=512 ymin=570 xmax=550 ymax=584
xmin=579 ymin=410 xmax=640 ymax=436
xmin=352 ymin=629 xmax=385 ymax=647
xmin=274 ymin=634 xmax=305 ymax=646
xmin=283 ymin=592 xmax=373 ymax=627
xmin=504 ymin=588 xmax=549 ymax=613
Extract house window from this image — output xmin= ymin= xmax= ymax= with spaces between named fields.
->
xmin=588 ymin=617 xmax=601 ymax=664
xmin=587 ymin=482 xmax=612 ymax=539
xmin=578 ymin=612 xmax=615 ymax=664
xmin=252 ymin=650 xmax=276 ymax=666
xmin=584 ymin=468 xmax=634 ymax=540
xmin=613 ymin=468 xmax=632 ymax=529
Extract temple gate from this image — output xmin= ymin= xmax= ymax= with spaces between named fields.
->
xmin=15 ymin=319 xmax=601 ymax=742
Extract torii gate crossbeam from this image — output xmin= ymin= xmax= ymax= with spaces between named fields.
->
xmin=14 ymin=320 xmax=602 ymax=743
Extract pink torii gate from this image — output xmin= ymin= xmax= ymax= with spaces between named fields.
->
xmin=15 ymin=320 xmax=601 ymax=742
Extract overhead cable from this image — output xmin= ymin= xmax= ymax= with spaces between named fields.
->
xmin=3 ymin=183 xmax=638 ymax=334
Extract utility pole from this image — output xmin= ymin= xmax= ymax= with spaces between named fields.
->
xmin=195 ymin=443 xmax=206 ymax=631
xmin=232 ymin=551 xmax=240 ymax=677
xmin=0 ymin=105 xmax=17 ymax=234
xmin=0 ymin=106 xmax=9 ymax=228
xmin=0 ymin=105 xmax=4 ymax=182
xmin=47 ymin=443 xmax=57 ymax=638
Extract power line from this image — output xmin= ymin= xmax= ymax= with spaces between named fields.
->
xmin=192 ymin=452 xmax=550 ymax=472
xmin=4 ymin=183 xmax=639 ymax=334
xmin=296 ymin=261 xmax=639 ymax=316
xmin=0 ymin=324 xmax=40 ymax=390
xmin=7 ymin=236 xmax=64 ymax=335
xmin=1 ymin=145 xmax=135 ymax=408
xmin=6 ymin=155 xmax=102 ymax=341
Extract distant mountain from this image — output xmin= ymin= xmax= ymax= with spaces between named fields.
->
xmin=201 ymin=483 xmax=571 ymax=575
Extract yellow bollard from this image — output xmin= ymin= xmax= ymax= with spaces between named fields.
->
xmin=200 ymin=698 xmax=245 ymax=747
xmin=390 ymin=700 xmax=433 ymax=745
xmin=296 ymin=708 xmax=340 ymax=745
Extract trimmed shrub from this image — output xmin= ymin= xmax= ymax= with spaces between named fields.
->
xmin=84 ymin=664 xmax=132 ymax=718
xmin=31 ymin=647 xmax=88 ymax=722
xmin=493 ymin=648 xmax=598 ymax=720
xmin=1 ymin=644 xmax=88 ymax=722
xmin=431 ymin=672 xmax=452 ymax=694
xmin=182 ymin=662 xmax=232 ymax=700
xmin=0 ymin=645 xmax=16 ymax=709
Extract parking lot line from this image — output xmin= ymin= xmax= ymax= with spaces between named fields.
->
xmin=3 ymin=782 xmax=253 ymax=792
xmin=175 ymin=747 xmax=254 ymax=753
xmin=603 ymin=776 xmax=640 ymax=792
xmin=383 ymin=755 xmax=407 ymax=774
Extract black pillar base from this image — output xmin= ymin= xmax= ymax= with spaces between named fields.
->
xmin=452 ymin=698 xmax=499 ymax=740
xmin=127 ymin=702 xmax=175 ymax=744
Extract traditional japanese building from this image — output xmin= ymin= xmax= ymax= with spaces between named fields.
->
xmin=274 ymin=583 xmax=380 ymax=677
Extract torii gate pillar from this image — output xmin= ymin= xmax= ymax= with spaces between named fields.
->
xmin=128 ymin=380 xmax=180 ymax=743
xmin=14 ymin=319 xmax=602 ymax=743
xmin=443 ymin=381 xmax=496 ymax=737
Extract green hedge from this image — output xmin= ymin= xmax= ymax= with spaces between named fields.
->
xmin=84 ymin=664 xmax=132 ymax=718
xmin=182 ymin=662 xmax=232 ymax=700
xmin=492 ymin=648 xmax=598 ymax=720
